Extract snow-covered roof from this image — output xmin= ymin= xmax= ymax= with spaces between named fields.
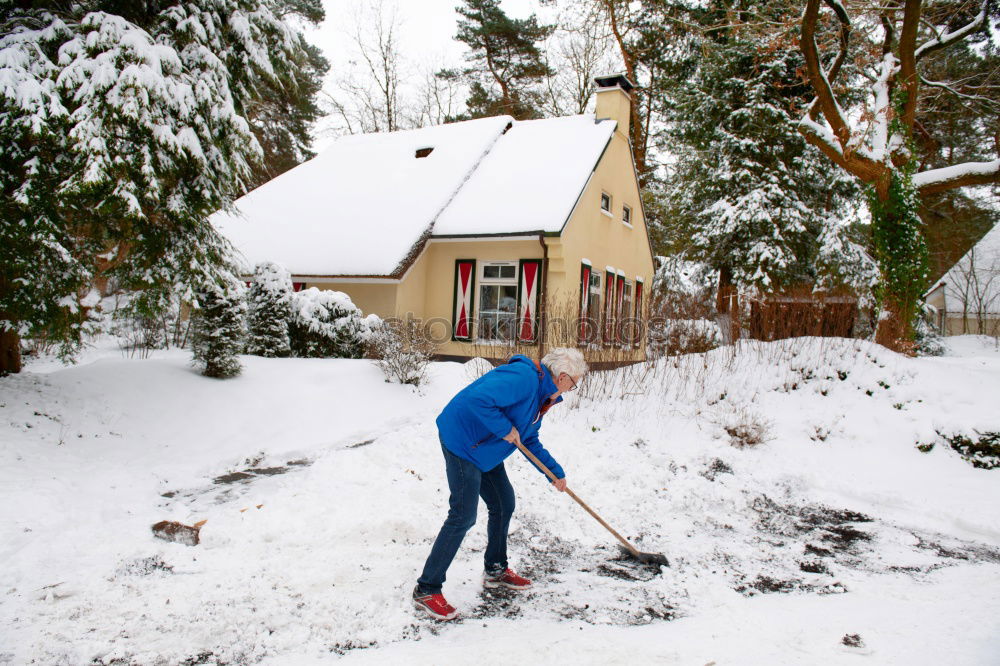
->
xmin=213 ymin=116 xmax=512 ymax=275
xmin=213 ymin=114 xmax=616 ymax=276
xmin=432 ymin=115 xmax=615 ymax=236
xmin=930 ymin=222 xmax=1000 ymax=315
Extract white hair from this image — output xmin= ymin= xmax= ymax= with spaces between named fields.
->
xmin=541 ymin=347 xmax=588 ymax=378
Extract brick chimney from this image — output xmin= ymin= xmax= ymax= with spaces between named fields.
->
xmin=594 ymin=73 xmax=634 ymax=139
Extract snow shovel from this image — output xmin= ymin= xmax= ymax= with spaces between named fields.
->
xmin=512 ymin=439 xmax=669 ymax=568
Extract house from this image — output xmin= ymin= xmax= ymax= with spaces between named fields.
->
xmin=213 ymin=75 xmax=656 ymax=362
xmin=926 ymin=222 xmax=1000 ymax=336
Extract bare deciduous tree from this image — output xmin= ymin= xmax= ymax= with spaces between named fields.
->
xmin=541 ymin=3 xmax=619 ymax=116
xmin=799 ymin=0 xmax=999 ymax=198
xmin=412 ymin=58 xmax=467 ymax=127
xmin=798 ymin=0 xmax=999 ymax=346
xmin=947 ymin=242 xmax=1000 ymax=336
xmin=324 ymin=0 xmax=406 ymax=135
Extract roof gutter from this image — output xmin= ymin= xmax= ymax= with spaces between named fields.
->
xmin=538 ymin=233 xmax=548 ymax=358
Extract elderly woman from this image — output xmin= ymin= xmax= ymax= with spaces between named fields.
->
xmin=412 ymin=347 xmax=588 ymax=621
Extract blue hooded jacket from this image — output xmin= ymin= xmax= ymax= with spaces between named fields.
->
xmin=436 ymin=354 xmax=565 ymax=479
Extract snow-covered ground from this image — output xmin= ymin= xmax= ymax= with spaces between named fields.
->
xmin=2 ymin=336 xmax=999 ymax=665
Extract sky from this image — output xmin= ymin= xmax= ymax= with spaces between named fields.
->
xmin=305 ymin=0 xmax=553 ymax=149
xmin=307 ymin=0 xmax=545 ymax=67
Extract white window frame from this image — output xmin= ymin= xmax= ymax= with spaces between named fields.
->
xmin=477 ymin=261 xmax=518 ymax=341
xmin=620 ymin=279 xmax=633 ymax=346
xmin=583 ymin=268 xmax=603 ymax=345
xmin=622 ymin=204 xmax=632 ymax=227
xmin=600 ymin=191 xmax=613 ymax=217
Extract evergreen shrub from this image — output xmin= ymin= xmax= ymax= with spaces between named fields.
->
xmin=191 ymin=282 xmax=246 ymax=378
xmin=289 ymin=288 xmax=371 ymax=358
xmin=246 ymin=262 xmax=293 ymax=357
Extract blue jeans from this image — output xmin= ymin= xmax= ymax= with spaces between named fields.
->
xmin=416 ymin=441 xmax=516 ymax=594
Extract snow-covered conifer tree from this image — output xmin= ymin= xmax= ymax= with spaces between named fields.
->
xmin=289 ymin=289 xmax=369 ymax=359
xmin=192 ymin=281 xmax=247 ymax=379
xmin=664 ymin=10 xmax=872 ymax=295
xmin=246 ymin=262 xmax=293 ymax=357
xmin=0 ymin=1 xmax=326 ymax=374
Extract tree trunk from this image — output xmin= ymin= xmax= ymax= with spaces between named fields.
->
xmin=0 ymin=327 xmax=21 ymax=375
xmin=716 ymin=267 xmax=740 ymax=342
xmin=0 ymin=275 xmax=22 ymax=374
xmin=874 ymin=299 xmax=911 ymax=353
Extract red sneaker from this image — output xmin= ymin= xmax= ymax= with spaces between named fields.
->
xmin=412 ymin=587 xmax=459 ymax=621
xmin=483 ymin=568 xmax=532 ymax=590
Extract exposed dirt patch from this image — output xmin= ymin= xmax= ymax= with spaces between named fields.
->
xmin=159 ymin=458 xmax=314 ymax=507
xmin=752 ymin=495 xmax=873 ymax=557
xmin=701 ymin=458 xmax=733 ymax=481
xmin=212 ymin=471 xmax=255 ymax=484
xmin=467 ymin=588 xmax=526 ymax=620
xmin=799 ymin=559 xmax=829 ymax=574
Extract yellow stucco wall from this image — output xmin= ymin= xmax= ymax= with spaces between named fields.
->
xmin=552 ymin=126 xmax=655 ymax=306
xmin=943 ymin=315 xmax=1000 ymax=336
xmin=301 ymin=280 xmax=397 ymax=317
xmin=423 ymin=239 xmax=544 ymax=357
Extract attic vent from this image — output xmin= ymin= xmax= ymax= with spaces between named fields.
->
xmin=415 ymin=147 xmax=434 ymax=158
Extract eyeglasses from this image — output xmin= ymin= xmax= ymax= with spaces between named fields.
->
xmin=562 ymin=373 xmax=578 ymax=392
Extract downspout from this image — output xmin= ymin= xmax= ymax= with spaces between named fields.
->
xmin=538 ymin=234 xmax=548 ymax=358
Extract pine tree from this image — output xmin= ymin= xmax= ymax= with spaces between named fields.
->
xmin=447 ymin=0 xmax=555 ymax=120
xmin=191 ymin=280 xmax=246 ymax=379
xmin=246 ymin=262 xmax=292 ymax=357
xmin=662 ymin=2 xmax=875 ymax=296
xmin=244 ymin=38 xmax=329 ymax=189
xmin=0 ymin=0 xmax=326 ymax=374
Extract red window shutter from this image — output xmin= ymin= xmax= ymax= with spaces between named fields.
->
xmin=615 ymin=274 xmax=625 ymax=343
xmin=603 ymin=272 xmax=615 ymax=345
xmin=578 ymin=264 xmax=591 ymax=344
xmin=452 ymin=260 xmax=476 ymax=341
xmin=634 ymin=280 xmax=644 ymax=344
xmin=517 ymin=259 xmax=542 ymax=343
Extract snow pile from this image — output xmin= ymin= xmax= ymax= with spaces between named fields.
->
xmin=1 ymin=338 xmax=999 ymax=664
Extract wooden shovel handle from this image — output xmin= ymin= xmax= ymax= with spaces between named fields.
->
xmin=511 ymin=438 xmax=642 ymax=559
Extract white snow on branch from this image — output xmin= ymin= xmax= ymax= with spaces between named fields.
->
xmin=915 ymin=2 xmax=988 ymax=60
xmin=797 ymin=116 xmax=844 ymax=157
xmin=869 ymin=53 xmax=898 ymax=163
xmin=913 ymin=160 xmax=1000 ymax=189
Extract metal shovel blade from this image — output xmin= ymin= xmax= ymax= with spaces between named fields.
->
xmin=619 ymin=544 xmax=670 ymax=568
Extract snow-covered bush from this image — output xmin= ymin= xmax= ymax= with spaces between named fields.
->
xmin=111 ymin=309 xmax=165 ymax=359
xmin=649 ymin=319 xmax=721 ymax=357
xmin=464 ymin=357 xmax=494 ymax=382
xmin=368 ymin=318 xmax=436 ymax=386
xmin=289 ymin=288 xmax=369 ymax=359
xmin=712 ymin=405 xmax=774 ymax=448
xmin=913 ymin=306 xmax=945 ymax=357
xmin=648 ymin=256 xmax=721 ymax=357
xmin=191 ymin=282 xmax=247 ymax=379
xmin=246 ymin=262 xmax=293 ymax=358
xmin=107 ymin=291 xmax=192 ymax=357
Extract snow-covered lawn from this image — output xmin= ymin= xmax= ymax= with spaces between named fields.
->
xmin=2 ymin=337 xmax=999 ymax=665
